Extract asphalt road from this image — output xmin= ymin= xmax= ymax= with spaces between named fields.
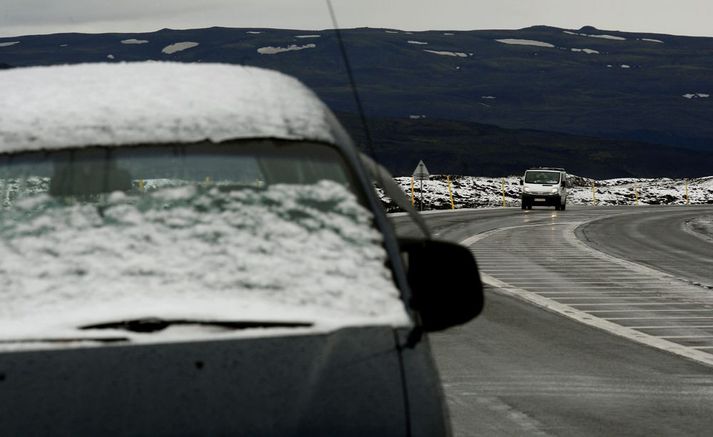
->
xmin=391 ymin=205 xmax=713 ymax=436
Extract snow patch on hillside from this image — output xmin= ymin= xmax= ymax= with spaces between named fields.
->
xmin=496 ymin=39 xmax=555 ymax=48
xmin=295 ymin=35 xmax=320 ymax=39
xmin=640 ymin=38 xmax=664 ymax=43
xmin=423 ymin=49 xmax=468 ymax=57
xmin=408 ymin=40 xmax=428 ymax=45
xmin=564 ymin=30 xmax=626 ymax=41
xmin=571 ymin=48 xmax=599 ymax=54
xmin=0 ymin=41 xmax=20 ymax=47
xmin=683 ymin=93 xmax=710 ymax=99
xmin=258 ymin=44 xmax=316 ymax=54
xmin=162 ymin=42 xmax=199 ymax=54
xmin=121 ymin=39 xmax=148 ymax=45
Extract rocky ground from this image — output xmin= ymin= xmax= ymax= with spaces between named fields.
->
xmin=379 ymin=175 xmax=713 ymax=212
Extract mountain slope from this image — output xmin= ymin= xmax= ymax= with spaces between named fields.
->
xmin=1 ymin=25 xmax=712 ymax=177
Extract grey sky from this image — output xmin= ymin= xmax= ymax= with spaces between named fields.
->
xmin=2 ymin=0 xmax=713 ymax=38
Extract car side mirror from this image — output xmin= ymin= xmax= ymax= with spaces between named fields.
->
xmin=399 ymin=238 xmax=484 ymax=331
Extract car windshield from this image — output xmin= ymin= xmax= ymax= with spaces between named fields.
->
xmin=0 ymin=140 xmax=409 ymax=339
xmin=524 ymin=171 xmax=560 ymax=184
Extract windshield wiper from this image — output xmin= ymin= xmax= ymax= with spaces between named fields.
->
xmin=80 ymin=318 xmax=313 ymax=333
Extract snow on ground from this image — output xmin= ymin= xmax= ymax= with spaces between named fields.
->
xmin=121 ymin=39 xmax=148 ymax=44
xmin=0 ymin=181 xmax=409 ymax=343
xmin=423 ymin=49 xmax=468 ymax=57
xmin=640 ymin=38 xmax=664 ymax=43
xmin=564 ymin=30 xmax=627 ymax=41
xmin=586 ymin=34 xmax=626 ymax=40
xmin=295 ymin=35 xmax=320 ymax=39
xmin=496 ymin=39 xmax=555 ymax=48
xmin=408 ymin=40 xmax=428 ymax=45
xmin=0 ymin=41 xmax=20 ymax=47
xmin=683 ymin=93 xmax=710 ymax=99
xmin=257 ymin=43 xmax=316 ymax=54
xmin=571 ymin=48 xmax=599 ymax=54
xmin=378 ymin=175 xmax=713 ymax=211
xmin=162 ymin=42 xmax=199 ymax=54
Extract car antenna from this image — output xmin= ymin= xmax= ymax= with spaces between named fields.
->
xmin=325 ymin=0 xmax=377 ymax=160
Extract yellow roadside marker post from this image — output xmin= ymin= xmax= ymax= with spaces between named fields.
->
xmin=501 ymin=177 xmax=506 ymax=208
xmin=447 ymin=175 xmax=455 ymax=210
xmin=592 ymin=181 xmax=597 ymax=205
xmin=138 ymin=179 xmax=145 ymax=192
xmin=411 ymin=176 xmax=415 ymax=207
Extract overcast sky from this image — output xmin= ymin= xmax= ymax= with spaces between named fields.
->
xmin=2 ymin=0 xmax=713 ymax=38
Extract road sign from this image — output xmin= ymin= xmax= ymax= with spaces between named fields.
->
xmin=412 ymin=160 xmax=430 ymax=180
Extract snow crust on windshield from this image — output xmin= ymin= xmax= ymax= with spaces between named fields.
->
xmin=0 ymin=181 xmax=409 ymax=342
xmin=0 ymin=62 xmax=337 ymax=154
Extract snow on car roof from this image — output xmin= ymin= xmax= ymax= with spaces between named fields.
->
xmin=0 ymin=62 xmax=338 ymax=154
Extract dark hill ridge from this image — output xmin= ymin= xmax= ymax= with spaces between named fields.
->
xmin=1 ymin=25 xmax=713 ymax=177
xmin=337 ymin=113 xmax=713 ymax=178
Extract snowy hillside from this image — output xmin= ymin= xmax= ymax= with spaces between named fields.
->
xmin=379 ymin=175 xmax=713 ymax=211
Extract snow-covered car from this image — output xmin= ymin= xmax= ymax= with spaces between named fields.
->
xmin=0 ymin=62 xmax=483 ymax=436
xmin=520 ymin=167 xmax=569 ymax=210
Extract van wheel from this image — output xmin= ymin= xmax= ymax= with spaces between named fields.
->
xmin=555 ymin=204 xmax=561 ymax=211
xmin=521 ymin=202 xmax=527 ymax=210
xmin=561 ymin=201 xmax=566 ymax=211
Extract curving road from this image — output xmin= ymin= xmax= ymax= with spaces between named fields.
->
xmin=391 ymin=205 xmax=713 ymax=436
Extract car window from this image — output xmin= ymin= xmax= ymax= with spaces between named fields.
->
xmin=0 ymin=140 xmax=409 ymax=341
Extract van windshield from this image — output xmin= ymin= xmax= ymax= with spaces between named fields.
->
xmin=524 ymin=171 xmax=561 ymax=184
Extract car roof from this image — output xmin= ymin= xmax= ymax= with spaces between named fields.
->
xmin=0 ymin=62 xmax=345 ymax=154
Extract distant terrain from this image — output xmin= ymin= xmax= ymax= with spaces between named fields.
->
xmin=379 ymin=175 xmax=713 ymax=211
xmin=2 ymin=25 xmax=713 ymax=177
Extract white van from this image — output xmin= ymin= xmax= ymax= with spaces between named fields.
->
xmin=520 ymin=167 xmax=568 ymax=210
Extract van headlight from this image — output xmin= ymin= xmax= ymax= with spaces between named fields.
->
xmin=550 ymin=188 xmax=558 ymax=193
xmin=524 ymin=187 xmax=530 ymax=192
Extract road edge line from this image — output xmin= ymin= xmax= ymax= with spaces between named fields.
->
xmin=461 ymin=227 xmax=713 ymax=369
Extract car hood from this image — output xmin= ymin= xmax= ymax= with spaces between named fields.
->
xmin=0 ymin=326 xmax=408 ymax=435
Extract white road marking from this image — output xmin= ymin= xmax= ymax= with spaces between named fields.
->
xmin=462 ymin=219 xmax=713 ymax=368
xmin=631 ymin=325 xmax=713 ymax=329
